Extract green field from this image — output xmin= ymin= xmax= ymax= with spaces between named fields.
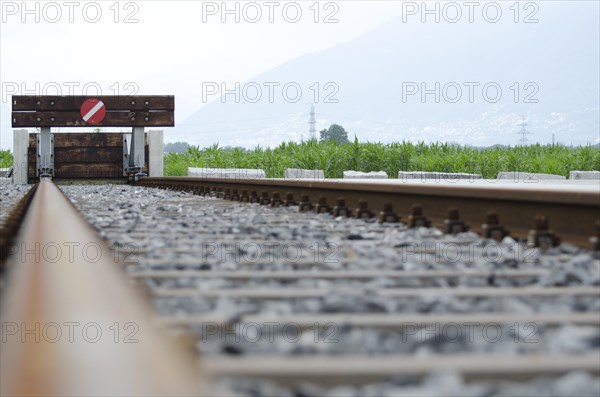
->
xmin=0 ymin=149 xmax=12 ymax=168
xmin=2 ymin=142 xmax=598 ymax=178
xmin=164 ymin=140 xmax=600 ymax=179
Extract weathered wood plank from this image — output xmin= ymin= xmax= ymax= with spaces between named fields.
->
xmin=29 ymin=133 xmax=126 ymax=148
xmin=12 ymin=95 xmax=174 ymax=111
xmin=25 ymin=133 xmax=149 ymax=180
xmin=12 ymin=111 xmax=174 ymax=127
xmin=54 ymin=133 xmax=125 ymax=148
xmin=54 ymin=163 xmax=125 ymax=178
xmin=27 ymin=142 xmax=36 ymax=181
xmin=54 ymin=147 xmax=123 ymax=163
xmin=27 ymin=153 xmax=36 ymax=181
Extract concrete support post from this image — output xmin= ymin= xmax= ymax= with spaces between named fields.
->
xmin=12 ymin=129 xmax=29 ymax=185
xmin=148 ymin=130 xmax=164 ymax=177
xmin=129 ymin=127 xmax=145 ymax=170
xmin=38 ymin=127 xmax=54 ymax=177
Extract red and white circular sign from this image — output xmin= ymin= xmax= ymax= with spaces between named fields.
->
xmin=80 ymin=98 xmax=106 ymax=125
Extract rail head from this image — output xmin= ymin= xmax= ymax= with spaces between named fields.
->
xmin=0 ymin=179 xmax=202 ymax=396
xmin=139 ymin=176 xmax=600 ymax=206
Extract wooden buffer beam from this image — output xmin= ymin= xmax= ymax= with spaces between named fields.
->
xmin=11 ymin=95 xmax=174 ymax=181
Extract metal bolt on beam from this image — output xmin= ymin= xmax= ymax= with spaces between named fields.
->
xmin=408 ymin=204 xmax=432 ymax=228
xmin=379 ymin=203 xmax=400 ymax=223
xmin=528 ymin=214 xmax=560 ymax=251
xmin=355 ymin=200 xmax=374 ymax=219
xmin=482 ymin=211 xmax=509 ymax=242
xmin=259 ymin=192 xmax=271 ymax=205
xmin=270 ymin=192 xmax=283 ymax=207
xmin=299 ymin=195 xmax=313 ymax=212
xmin=315 ymin=197 xmax=331 ymax=214
xmin=332 ymin=198 xmax=350 ymax=217
xmin=283 ymin=192 xmax=297 ymax=207
xmin=444 ymin=208 xmax=469 ymax=234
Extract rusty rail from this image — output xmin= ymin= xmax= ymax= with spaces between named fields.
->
xmin=0 ymin=178 xmax=202 ymax=396
xmin=136 ymin=177 xmax=600 ymax=249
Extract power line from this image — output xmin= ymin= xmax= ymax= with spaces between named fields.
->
xmin=308 ymin=103 xmax=316 ymax=140
xmin=517 ymin=116 xmax=531 ymax=146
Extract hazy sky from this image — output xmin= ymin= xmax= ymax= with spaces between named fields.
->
xmin=0 ymin=1 xmax=405 ymax=121
xmin=1 ymin=1 xmax=598 ymax=149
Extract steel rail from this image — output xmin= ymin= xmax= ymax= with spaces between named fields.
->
xmin=0 ymin=179 xmax=202 ymax=396
xmin=136 ymin=177 xmax=600 ymax=248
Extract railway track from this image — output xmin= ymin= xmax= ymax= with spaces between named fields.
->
xmin=0 ymin=180 xmax=199 ymax=396
xmin=0 ymin=178 xmax=599 ymax=396
xmin=136 ymin=176 xmax=600 ymax=249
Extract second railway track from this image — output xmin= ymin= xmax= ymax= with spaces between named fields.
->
xmin=1 ymin=177 xmax=599 ymax=396
xmin=137 ymin=176 xmax=600 ymax=249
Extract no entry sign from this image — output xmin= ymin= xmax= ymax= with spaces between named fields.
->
xmin=80 ymin=98 xmax=106 ymax=125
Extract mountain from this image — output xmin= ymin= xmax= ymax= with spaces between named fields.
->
xmin=177 ymin=2 xmax=599 ymax=148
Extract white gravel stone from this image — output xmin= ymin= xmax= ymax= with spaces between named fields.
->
xmin=569 ymin=171 xmax=600 ymax=180
xmin=343 ymin=171 xmax=388 ymax=179
xmin=284 ymin=168 xmax=325 ymax=180
xmin=218 ymin=371 xmax=600 ymax=397
xmin=188 ymin=167 xmax=266 ymax=180
xmin=0 ymin=182 xmax=31 ymax=228
xmin=497 ymin=172 xmax=566 ymax=180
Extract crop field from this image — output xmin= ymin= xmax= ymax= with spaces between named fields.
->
xmin=1 ymin=142 xmax=598 ymax=178
xmin=164 ymin=140 xmax=600 ymax=178
xmin=0 ymin=149 xmax=12 ymax=168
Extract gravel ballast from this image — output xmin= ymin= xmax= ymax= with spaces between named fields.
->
xmin=59 ymin=184 xmax=600 ymax=393
xmin=0 ymin=182 xmax=31 ymax=229
xmin=215 ymin=371 xmax=600 ymax=397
